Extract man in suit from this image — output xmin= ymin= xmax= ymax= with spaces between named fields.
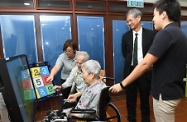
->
xmin=122 ymin=8 xmax=155 ymax=122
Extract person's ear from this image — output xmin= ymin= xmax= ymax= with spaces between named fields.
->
xmin=137 ymin=15 xmax=141 ymax=21
xmin=161 ymin=11 xmax=167 ymax=19
xmin=90 ymin=72 xmax=95 ymax=79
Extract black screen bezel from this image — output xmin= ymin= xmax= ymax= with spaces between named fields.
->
xmin=0 ymin=54 xmax=37 ymax=122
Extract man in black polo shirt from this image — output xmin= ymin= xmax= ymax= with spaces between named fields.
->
xmin=110 ymin=0 xmax=187 ymax=122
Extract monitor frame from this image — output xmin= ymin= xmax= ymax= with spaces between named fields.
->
xmin=0 ymin=54 xmax=37 ymax=122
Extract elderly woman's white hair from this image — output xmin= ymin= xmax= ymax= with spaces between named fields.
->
xmin=81 ymin=60 xmax=101 ymax=78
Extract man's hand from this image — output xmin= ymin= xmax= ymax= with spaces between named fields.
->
xmin=53 ymin=85 xmax=62 ymax=92
xmin=109 ymin=83 xmax=123 ymax=93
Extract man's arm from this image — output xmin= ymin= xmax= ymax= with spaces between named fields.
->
xmin=109 ymin=53 xmax=159 ymax=93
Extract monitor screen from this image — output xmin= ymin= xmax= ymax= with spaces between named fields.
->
xmin=0 ymin=54 xmax=37 ymax=122
xmin=30 ymin=66 xmax=55 ymax=99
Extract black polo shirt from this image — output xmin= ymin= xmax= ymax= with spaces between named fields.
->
xmin=148 ymin=22 xmax=187 ymax=100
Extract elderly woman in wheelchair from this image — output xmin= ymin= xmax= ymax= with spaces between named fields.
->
xmin=68 ymin=59 xmax=106 ymax=118
xmin=43 ymin=60 xmax=106 ymax=121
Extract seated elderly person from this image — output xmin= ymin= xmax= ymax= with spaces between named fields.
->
xmin=67 ymin=59 xmax=106 ymax=118
xmin=43 ymin=60 xmax=106 ymax=121
xmin=53 ymin=51 xmax=89 ymax=94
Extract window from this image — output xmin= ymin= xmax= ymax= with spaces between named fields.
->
xmin=0 ymin=15 xmax=38 ymax=64
xmin=0 ymin=0 xmax=33 ymax=8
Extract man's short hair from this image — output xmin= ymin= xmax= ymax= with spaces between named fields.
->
xmin=77 ymin=51 xmax=89 ymax=61
xmin=126 ymin=8 xmax=142 ymax=19
xmin=154 ymin=0 xmax=181 ymax=22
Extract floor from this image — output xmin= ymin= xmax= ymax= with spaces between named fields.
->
xmin=110 ymin=95 xmax=187 ymax=122
xmin=35 ymin=94 xmax=187 ymax=122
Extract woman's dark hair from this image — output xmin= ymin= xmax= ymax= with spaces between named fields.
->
xmin=63 ymin=39 xmax=78 ymax=51
xmin=154 ymin=0 xmax=181 ymax=22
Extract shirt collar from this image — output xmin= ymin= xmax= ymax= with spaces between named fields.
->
xmin=133 ymin=27 xmax=142 ymax=36
xmin=77 ymin=68 xmax=82 ymax=73
xmin=164 ymin=22 xmax=179 ymax=29
xmin=89 ymin=79 xmax=102 ymax=88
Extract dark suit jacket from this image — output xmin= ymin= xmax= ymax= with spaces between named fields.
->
xmin=122 ymin=28 xmax=156 ymax=78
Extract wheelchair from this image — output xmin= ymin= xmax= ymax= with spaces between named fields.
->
xmin=44 ymin=77 xmax=121 ymax=122
xmin=68 ymin=86 xmax=121 ymax=122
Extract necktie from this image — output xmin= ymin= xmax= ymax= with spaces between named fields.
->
xmin=133 ymin=33 xmax=138 ymax=66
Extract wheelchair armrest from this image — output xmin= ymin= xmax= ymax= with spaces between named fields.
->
xmin=68 ymin=109 xmax=98 ymax=121
xmin=102 ymin=77 xmax=114 ymax=85
xmin=70 ymin=108 xmax=96 ymax=114
xmin=102 ymin=77 xmax=114 ymax=80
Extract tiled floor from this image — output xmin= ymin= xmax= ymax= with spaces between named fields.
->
xmin=35 ymin=94 xmax=187 ymax=122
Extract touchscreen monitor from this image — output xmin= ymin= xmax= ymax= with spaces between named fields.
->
xmin=0 ymin=54 xmax=37 ymax=122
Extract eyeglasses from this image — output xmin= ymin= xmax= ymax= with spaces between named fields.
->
xmin=65 ymin=49 xmax=73 ymax=53
xmin=126 ymin=19 xmax=134 ymax=24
